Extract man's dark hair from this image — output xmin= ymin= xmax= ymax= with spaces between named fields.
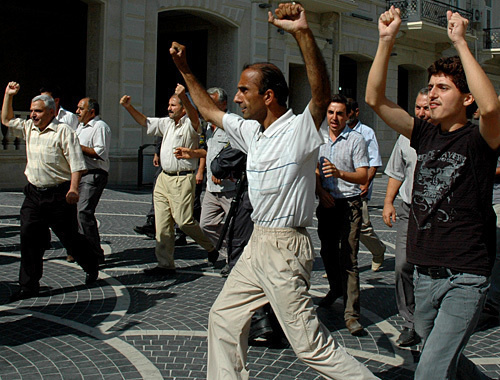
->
xmin=427 ymin=56 xmax=469 ymax=93
xmin=346 ymin=98 xmax=358 ymax=113
xmin=87 ymin=98 xmax=100 ymax=116
xmin=331 ymin=94 xmax=351 ymax=114
xmin=242 ymin=62 xmax=289 ymax=107
xmin=39 ymin=85 xmax=62 ymax=99
xmin=428 ymin=56 xmax=477 ymax=118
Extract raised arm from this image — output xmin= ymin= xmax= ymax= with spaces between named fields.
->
xmin=2 ymin=82 xmax=20 ymax=126
xmin=175 ymin=83 xmax=200 ymax=132
xmin=365 ymin=7 xmax=414 ymax=139
xmin=119 ymin=95 xmax=147 ymax=127
xmin=268 ymin=3 xmax=330 ymax=129
xmin=448 ymin=11 xmax=500 ymax=149
xmin=170 ymin=43 xmax=225 ymax=128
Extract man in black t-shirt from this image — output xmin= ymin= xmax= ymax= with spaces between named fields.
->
xmin=366 ymin=6 xmax=500 ymax=380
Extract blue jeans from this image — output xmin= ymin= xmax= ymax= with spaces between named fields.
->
xmin=414 ymin=270 xmax=490 ymax=380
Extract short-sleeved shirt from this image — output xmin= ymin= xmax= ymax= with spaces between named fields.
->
xmin=76 ymin=116 xmax=111 ymax=172
xmin=318 ymin=125 xmax=369 ymax=199
xmin=205 ymin=124 xmax=235 ymax=193
xmin=408 ymin=118 xmax=498 ymax=276
xmin=57 ymin=107 xmax=79 ymax=131
xmin=351 ymin=120 xmax=382 ymax=199
xmin=384 ymin=134 xmax=417 ymax=205
xmin=223 ymin=105 xmax=323 ymax=228
xmin=8 ymin=118 xmax=86 ymax=187
xmin=147 ymin=115 xmax=199 ymax=172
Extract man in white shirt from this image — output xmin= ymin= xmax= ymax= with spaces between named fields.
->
xmin=75 ymin=98 xmax=111 ymax=264
xmin=40 ymin=85 xmax=79 ymax=131
xmin=120 ymin=84 xmax=218 ymax=276
xmin=170 ymin=3 xmax=378 ymax=379
xmin=2 ymin=83 xmax=100 ymax=302
xmin=347 ymin=99 xmax=386 ymax=271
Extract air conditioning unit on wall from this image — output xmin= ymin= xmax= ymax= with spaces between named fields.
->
xmin=472 ymin=8 xmax=482 ymax=23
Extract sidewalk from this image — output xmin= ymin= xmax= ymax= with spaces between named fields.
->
xmin=1 ymin=177 xmax=499 ymax=379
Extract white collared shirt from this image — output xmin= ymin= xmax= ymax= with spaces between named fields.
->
xmin=146 ymin=115 xmax=199 ymax=172
xmin=223 ymin=104 xmax=323 ymax=228
xmin=8 ymin=118 xmax=86 ymax=187
xmin=76 ymin=116 xmax=111 ymax=172
xmin=57 ymin=107 xmax=79 ymax=131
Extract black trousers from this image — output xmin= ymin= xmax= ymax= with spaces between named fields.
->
xmin=227 ymin=189 xmax=253 ymax=269
xmin=19 ymin=182 xmax=99 ymax=291
xmin=317 ymin=197 xmax=362 ymax=320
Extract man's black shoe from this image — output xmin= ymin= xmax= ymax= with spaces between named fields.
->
xmin=208 ymin=249 xmax=219 ymax=265
xmin=346 ymin=318 xmax=365 ymax=336
xmin=318 ymin=290 xmax=342 ymax=307
xmin=397 ymin=327 xmax=421 ymax=347
xmin=220 ymin=264 xmax=231 ymax=277
xmin=134 ymin=222 xmax=155 ymax=237
xmin=9 ymin=288 xmax=39 ymax=302
xmin=143 ymin=266 xmax=176 ymax=276
xmin=85 ymin=270 xmax=99 ymax=285
xmin=175 ymin=235 xmax=187 ymax=246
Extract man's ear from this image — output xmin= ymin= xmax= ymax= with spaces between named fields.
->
xmin=463 ymin=93 xmax=474 ymax=107
xmin=264 ymin=89 xmax=274 ymax=106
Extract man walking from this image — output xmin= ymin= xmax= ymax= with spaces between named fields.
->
xmin=316 ymin=94 xmax=369 ymax=336
xmin=2 ymin=82 xmax=100 ymax=301
xmin=120 ymin=84 xmax=218 ymax=275
xmin=75 ymin=97 xmax=111 ymax=264
xmin=171 ymin=3 xmax=377 ymax=379
xmin=347 ymin=98 xmax=385 ymax=271
xmin=382 ymin=88 xmax=431 ymax=347
xmin=367 ymin=7 xmax=500 ymax=378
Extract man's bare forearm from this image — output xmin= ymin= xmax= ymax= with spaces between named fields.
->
xmin=293 ymin=28 xmax=330 ymax=127
xmin=1 ymin=93 xmax=14 ymax=126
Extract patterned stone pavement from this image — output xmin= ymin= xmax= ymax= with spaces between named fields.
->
xmin=1 ymin=176 xmax=499 ymax=379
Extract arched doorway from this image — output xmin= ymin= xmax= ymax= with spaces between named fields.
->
xmin=0 ymin=1 xmax=89 ymax=112
xmin=155 ymin=10 xmax=237 ymax=116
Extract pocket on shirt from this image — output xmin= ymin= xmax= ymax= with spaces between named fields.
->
xmin=44 ymin=146 xmax=61 ymax=164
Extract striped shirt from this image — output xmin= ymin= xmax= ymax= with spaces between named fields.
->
xmin=223 ymin=105 xmax=323 ymax=228
xmin=147 ymin=115 xmax=199 ymax=172
xmin=318 ymin=125 xmax=369 ymax=199
xmin=8 ymin=118 xmax=87 ymax=187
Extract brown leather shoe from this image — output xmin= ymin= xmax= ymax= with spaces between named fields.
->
xmin=346 ymin=319 xmax=364 ymax=336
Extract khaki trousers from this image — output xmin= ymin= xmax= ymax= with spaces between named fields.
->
xmin=153 ymin=172 xmax=214 ymax=269
xmin=360 ymin=198 xmax=385 ymax=260
xmin=208 ymin=225 xmax=378 ymax=380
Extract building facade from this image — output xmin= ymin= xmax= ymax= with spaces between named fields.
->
xmin=1 ymin=0 xmax=499 ymax=189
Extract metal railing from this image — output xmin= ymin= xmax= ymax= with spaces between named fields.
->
xmin=484 ymin=28 xmax=500 ymax=49
xmin=1 ymin=111 xmax=29 ymax=150
xmin=386 ymin=0 xmax=472 ymax=31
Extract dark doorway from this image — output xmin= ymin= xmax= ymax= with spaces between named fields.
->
xmin=339 ymin=56 xmax=357 ymax=99
xmin=156 ymin=11 xmax=208 ymax=117
xmin=0 ymin=1 xmax=88 ymax=112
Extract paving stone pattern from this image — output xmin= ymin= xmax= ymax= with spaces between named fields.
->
xmin=1 ymin=177 xmax=499 ymax=379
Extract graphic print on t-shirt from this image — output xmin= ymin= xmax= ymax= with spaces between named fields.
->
xmin=412 ymin=149 xmax=466 ymax=229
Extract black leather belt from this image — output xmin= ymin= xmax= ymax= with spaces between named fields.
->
xmin=163 ymin=170 xmax=195 ymax=176
xmin=416 ymin=266 xmax=461 ymax=279
xmin=33 ymin=181 xmax=69 ymax=192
